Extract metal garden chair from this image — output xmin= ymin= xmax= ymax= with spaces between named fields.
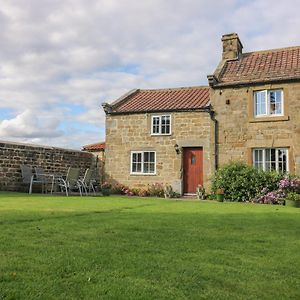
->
xmin=79 ymin=168 xmax=96 ymax=195
xmin=56 ymin=167 xmax=82 ymax=196
xmin=20 ymin=165 xmax=44 ymax=194
xmin=34 ymin=167 xmax=55 ymax=194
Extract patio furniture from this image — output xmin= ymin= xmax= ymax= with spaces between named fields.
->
xmin=56 ymin=167 xmax=82 ymax=196
xmin=20 ymin=165 xmax=44 ymax=194
xmin=79 ymin=168 xmax=96 ymax=195
xmin=34 ymin=167 xmax=55 ymax=194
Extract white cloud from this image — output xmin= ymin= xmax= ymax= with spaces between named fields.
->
xmin=0 ymin=0 xmax=300 ymax=148
xmin=0 ymin=109 xmax=63 ymax=139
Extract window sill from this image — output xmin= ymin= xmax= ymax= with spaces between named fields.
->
xmin=151 ymin=133 xmax=172 ymax=136
xmin=130 ymin=173 xmax=157 ymax=176
xmin=249 ymin=116 xmax=289 ymax=123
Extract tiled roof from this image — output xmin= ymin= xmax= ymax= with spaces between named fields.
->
xmin=110 ymin=86 xmax=210 ymax=113
xmin=218 ymin=46 xmax=300 ymax=85
xmin=82 ymin=142 xmax=105 ymax=151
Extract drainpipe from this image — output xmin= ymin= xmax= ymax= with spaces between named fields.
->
xmin=209 ymin=109 xmax=219 ymax=170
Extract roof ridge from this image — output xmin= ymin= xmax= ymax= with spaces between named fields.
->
xmin=109 ymin=89 xmax=139 ymax=107
xmin=138 ymin=85 xmax=209 ymax=92
xmin=243 ymin=45 xmax=300 ymax=56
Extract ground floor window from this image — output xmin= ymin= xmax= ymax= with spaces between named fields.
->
xmin=131 ymin=151 xmax=156 ymax=174
xmin=253 ymin=148 xmax=288 ymax=172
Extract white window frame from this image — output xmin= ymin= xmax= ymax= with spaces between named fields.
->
xmin=252 ymin=148 xmax=289 ymax=172
xmin=151 ymin=115 xmax=171 ymax=135
xmin=254 ymin=89 xmax=284 ymax=117
xmin=130 ymin=151 xmax=156 ymax=175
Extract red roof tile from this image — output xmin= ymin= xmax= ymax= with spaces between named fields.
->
xmin=82 ymin=142 xmax=105 ymax=151
xmin=110 ymin=86 xmax=210 ymax=113
xmin=218 ymin=46 xmax=300 ymax=85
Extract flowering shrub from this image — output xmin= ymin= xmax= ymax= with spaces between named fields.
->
xmin=253 ymin=189 xmax=285 ymax=204
xmin=138 ymin=189 xmax=149 ymax=197
xmin=147 ymin=183 xmax=165 ymax=197
xmin=111 ymin=183 xmax=126 ymax=194
xmin=111 ymin=184 xmax=150 ymax=197
xmin=211 ymin=161 xmax=300 ymax=204
xmin=253 ymin=175 xmax=300 ymax=205
xmin=121 ymin=186 xmax=134 ymax=196
xmin=120 ymin=184 xmax=173 ymax=198
xmin=101 ymin=182 xmax=112 ymax=189
xmin=279 ymin=176 xmax=300 ymax=192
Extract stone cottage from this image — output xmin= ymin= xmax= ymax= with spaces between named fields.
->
xmin=102 ymin=33 xmax=300 ymax=194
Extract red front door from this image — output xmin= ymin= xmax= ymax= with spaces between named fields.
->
xmin=183 ymin=148 xmax=203 ymax=194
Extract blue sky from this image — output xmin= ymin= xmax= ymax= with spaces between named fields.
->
xmin=0 ymin=0 xmax=300 ymax=149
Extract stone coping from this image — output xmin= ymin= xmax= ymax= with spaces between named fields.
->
xmin=0 ymin=140 xmax=82 ymax=153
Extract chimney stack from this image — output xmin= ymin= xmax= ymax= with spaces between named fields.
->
xmin=221 ymin=33 xmax=243 ymax=60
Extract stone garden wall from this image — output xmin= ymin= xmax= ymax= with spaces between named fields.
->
xmin=0 ymin=141 xmax=97 ymax=192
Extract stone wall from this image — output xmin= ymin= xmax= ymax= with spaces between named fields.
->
xmin=210 ymin=82 xmax=300 ymax=175
xmin=105 ymin=111 xmax=214 ymax=193
xmin=0 ymin=141 xmax=97 ymax=192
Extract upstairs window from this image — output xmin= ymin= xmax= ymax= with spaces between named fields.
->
xmin=151 ymin=115 xmax=171 ymax=135
xmin=254 ymin=89 xmax=283 ymax=117
xmin=253 ymin=148 xmax=288 ymax=172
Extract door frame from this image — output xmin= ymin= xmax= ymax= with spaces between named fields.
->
xmin=182 ymin=147 xmax=203 ymax=195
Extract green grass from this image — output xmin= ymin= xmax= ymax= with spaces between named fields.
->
xmin=0 ymin=192 xmax=299 ymax=300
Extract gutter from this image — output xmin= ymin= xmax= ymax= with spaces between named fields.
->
xmin=209 ymin=110 xmax=218 ymax=170
xmin=105 ymin=107 xmax=211 ymax=116
xmin=209 ymin=76 xmax=300 ymax=89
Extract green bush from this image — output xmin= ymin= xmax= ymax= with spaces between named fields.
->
xmin=285 ymin=192 xmax=300 ymax=202
xmin=211 ymin=162 xmax=285 ymax=202
xmin=258 ymin=171 xmax=284 ymax=193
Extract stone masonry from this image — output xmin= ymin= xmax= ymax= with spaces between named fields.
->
xmin=0 ymin=141 xmax=96 ymax=192
xmin=105 ymin=111 xmax=215 ymax=192
xmin=210 ymin=82 xmax=300 ymax=176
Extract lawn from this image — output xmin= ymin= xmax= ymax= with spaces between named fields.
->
xmin=0 ymin=192 xmax=299 ymax=300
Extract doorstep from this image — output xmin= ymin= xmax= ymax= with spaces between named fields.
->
xmin=183 ymin=193 xmax=197 ymax=199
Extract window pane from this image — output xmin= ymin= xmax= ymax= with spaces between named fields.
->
xmin=152 ymin=117 xmax=160 ymax=134
xmin=144 ymin=162 xmax=149 ymax=173
xmin=275 ymin=90 xmax=282 ymax=115
xmin=265 ymin=148 xmax=276 ymax=171
xmin=254 ymin=149 xmax=263 ymax=162
xmin=253 ymin=149 xmax=263 ymax=170
xmin=143 ymin=152 xmax=155 ymax=173
xmin=255 ymin=91 xmax=266 ymax=116
xmin=149 ymin=163 xmax=155 ymax=173
xmin=255 ymin=162 xmax=264 ymax=170
xmin=143 ymin=152 xmax=149 ymax=173
xmin=278 ymin=149 xmax=287 ymax=172
xmin=268 ymin=90 xmax=283 ymax=115
xmin=269 ymin=91 xmax=276 ymax=115
xmin=161 ymin=116 xmax=170 ymax=134
xmin=191 ymin=154 xmax=196 ymax=165
xmin=132 ymin=153 xmax=142 ymax=173
xmin=150 ymin=152 xmax=155 ymax=162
